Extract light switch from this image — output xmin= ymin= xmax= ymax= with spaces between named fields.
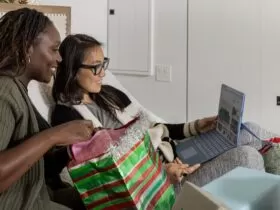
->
xmin=155 ymin=64 xmax=172 ymax=82
xmin=277 ymin=96 xmax=280 ymax=106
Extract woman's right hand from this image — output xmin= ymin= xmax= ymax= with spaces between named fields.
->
xmin=45 ymin=120 xmax=94 ymax=146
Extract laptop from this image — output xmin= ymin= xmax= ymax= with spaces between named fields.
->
xmin=176 ymin=84 xmax=245 ymax=165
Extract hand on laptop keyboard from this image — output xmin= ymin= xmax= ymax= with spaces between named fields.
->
xmin=197 ymin=116 xmax=217 ymax=133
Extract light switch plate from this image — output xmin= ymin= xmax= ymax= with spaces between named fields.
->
xmin=155 ymin=64 xmax=172 ymax=82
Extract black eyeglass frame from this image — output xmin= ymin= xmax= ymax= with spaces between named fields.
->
xmin=79 ymin=57 xmax=110 ymax=75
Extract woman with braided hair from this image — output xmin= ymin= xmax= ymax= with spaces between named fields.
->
xmin=0 ymin=8 xmax=94 ymax=210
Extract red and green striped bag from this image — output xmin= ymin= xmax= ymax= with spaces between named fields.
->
xmin=67 ymin=117 xmax=175 ymax=210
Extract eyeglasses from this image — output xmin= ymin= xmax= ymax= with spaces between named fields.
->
xmin=80 ymin=57 xmax=110 ymax=75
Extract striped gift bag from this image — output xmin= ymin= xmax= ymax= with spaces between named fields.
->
xmin=68 ymin=117 xmax=175 ymax=210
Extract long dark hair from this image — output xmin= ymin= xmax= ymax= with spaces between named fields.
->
xmin=52 ymin=34 xmax=131 ymax=117
xmin=0 ymin=8 xmax=52 ymax=76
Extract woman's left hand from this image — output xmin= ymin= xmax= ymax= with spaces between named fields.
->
xmin=197 ymin=116 xmax=217 ymax=133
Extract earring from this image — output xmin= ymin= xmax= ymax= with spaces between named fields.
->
xmin=28 ymin=56 xmax=31 ymax=63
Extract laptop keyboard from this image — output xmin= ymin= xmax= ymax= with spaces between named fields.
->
xmin=193 ymin=131 xmax=234 ymax=159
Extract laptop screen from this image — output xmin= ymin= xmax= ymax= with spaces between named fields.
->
xmin=216 ymin=84 xmax=245 ymax=144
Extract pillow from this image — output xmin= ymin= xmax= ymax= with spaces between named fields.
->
xmin=28 ymin=79 xmax=54 ymax=122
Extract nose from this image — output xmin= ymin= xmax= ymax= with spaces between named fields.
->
xmin=99 ymin=68 xmax=106 ymax=78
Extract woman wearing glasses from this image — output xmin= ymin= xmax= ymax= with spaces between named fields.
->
xmin=52 ymin=34 xmax=126 ymax=130
xmin=51 ymin=34 xmax=202 ymax=184
xmin=51 ymin=34 xmax=264 ymax=188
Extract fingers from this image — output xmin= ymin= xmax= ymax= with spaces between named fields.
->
xmin=203 ymin=116 xmax=217 ymax=123
xmin=169 ymin=165 xmax=185 ymax=183
xmin=166 ymin=162 xmax=201 ymax=184
xmin=199 ymin=115 xmax=217 ymax=133
xmin=78 ymin=120 xmax=95 ymax=136
xmin=175 ymin=158 xmax=190 ymax=167
xmin=175 ymin=168 xmax=185 ymax=181
xmin=81 ymin=120 xmax=95 ymax=130
xmin=184 ymin=164 xmax=200 ymax=174
xmin=174 ymin=158 xmax=189 ymax=170
xmin=175 ymin=157 xmax=184 ymax=165
xmin=208 ymin=115 xmax=218 ymax=120
xmin=79 ymin=121 xmax=105 ymax=137
xmin=211 ymin=123 xmax=216 ymax=129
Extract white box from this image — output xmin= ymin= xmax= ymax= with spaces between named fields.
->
xmin=202 ymin=167 xmax=280 ymax=210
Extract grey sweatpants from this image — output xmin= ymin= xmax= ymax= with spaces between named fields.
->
xmin=185 ymin=122 xmax=274 ymax=187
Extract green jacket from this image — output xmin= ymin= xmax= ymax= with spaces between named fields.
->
xmin=0 ymin=76 xmax=68 ymax=210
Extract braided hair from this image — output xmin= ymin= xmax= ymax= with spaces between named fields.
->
xmin=0 ymin=7 xmax=52 ymax=76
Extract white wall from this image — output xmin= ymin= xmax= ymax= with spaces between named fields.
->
xmin=40 ymin=0 xmax=280 ymax=133
xmin=188 ymin=0 xmax=280 ymax=134
xmin=116 ymin=0 xmax=188 ymax=123
xmin=40 ymin=0 xmax=107 ymax=44
xmin=40 ymin=0 xmax=188 ymax=123
xmin=261 ymin=0 xmax=280 ymax=133
xmin=188 ymin=0 xmax=262 ymax=125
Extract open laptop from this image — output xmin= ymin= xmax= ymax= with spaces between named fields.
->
xmin=176 ymin=84 xmax=245 ymax=165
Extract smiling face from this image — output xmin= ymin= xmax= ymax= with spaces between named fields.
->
xmin=76 ymin=46 xmax=106 ymax=94
xmin=26 ymin=23 xmax=62 ymax=83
